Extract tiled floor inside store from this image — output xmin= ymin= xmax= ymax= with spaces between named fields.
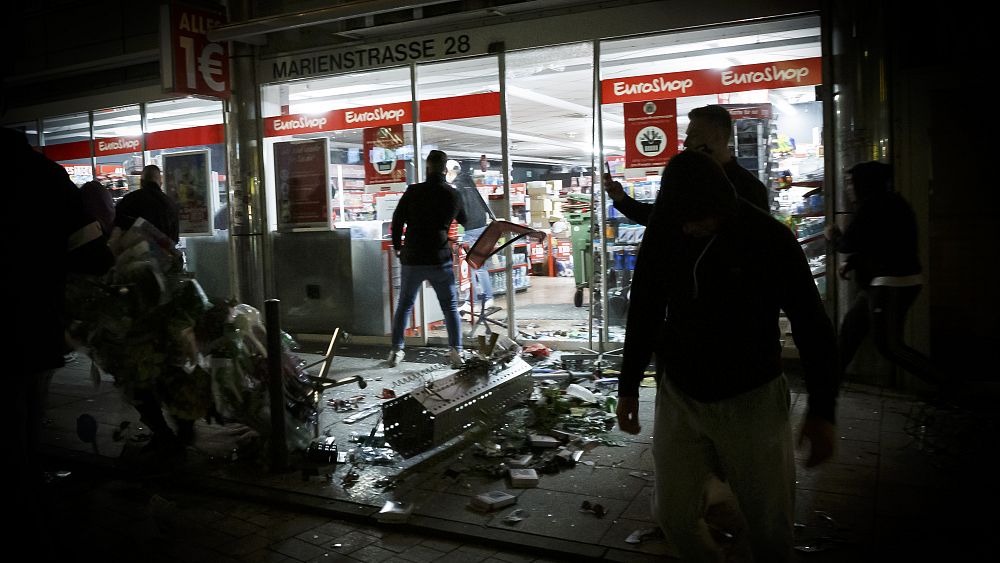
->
xmin=37 ymin=344 xmax=999 ymax=562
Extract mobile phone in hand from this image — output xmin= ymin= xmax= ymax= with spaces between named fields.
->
xmin=604 ymin=162 xmax=612 ymax=177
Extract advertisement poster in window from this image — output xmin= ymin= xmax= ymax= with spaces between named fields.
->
xmin=624 ymin=99 xmax=677 ymax=169
xmin=364 ymin=125 xmax=406 ymax=188
xmin=162 ymin=150 xmax=213 ymax=236
xmin=273 ymin=138 xmax=331 ymax=231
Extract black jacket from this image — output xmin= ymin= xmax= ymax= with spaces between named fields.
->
xmin=392 ymin=173 xmax=467 ymax=265
xmin=619 ymin=198 xmax=839 ymax=423
xmin=835 ymin=191 xmax=921 ymax=287
xmin=114 ymin=181 xmax=180 ymax=243
xmin=612 ymin=158 xmax=770 ymax=224
xmin=454 ymin=172 xmax=490 ymax=230
xmin=4 ymin=129 xmax=113 ymax=372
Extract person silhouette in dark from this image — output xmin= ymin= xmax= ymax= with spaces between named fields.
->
xmin=826 ymin=161 xmax=939 ymax=386
xmin=4 ymin=126 xmax=113 ymax=546
xmin=617 ymin=149 xmax=838 ymax=561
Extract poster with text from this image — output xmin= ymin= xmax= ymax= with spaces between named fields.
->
xmin=624 ymin=99 xmax=678 ymax=169
xmin=274 ymin=138 xmax=331 ymax=231
xmin=162 ymin=150 xmax=213 ymax=236
xmin=364 ymin=125 xmax=406 ymax=186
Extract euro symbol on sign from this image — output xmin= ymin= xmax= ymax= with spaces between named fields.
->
xmin=199 ymin=43 xmax=226 ymax=92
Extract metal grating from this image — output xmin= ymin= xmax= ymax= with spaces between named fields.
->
xmin=382 ymin=356 xmax=533 ymax=458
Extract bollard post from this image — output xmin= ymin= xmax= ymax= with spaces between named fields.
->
xmin=265 ymin=299 xmax=288 ymax=470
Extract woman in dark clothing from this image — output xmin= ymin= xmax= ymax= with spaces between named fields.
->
xmin=80 ymin=180 xmax=115 ymax=236
xmin=827 ymin=161 xmax=939 ymax=385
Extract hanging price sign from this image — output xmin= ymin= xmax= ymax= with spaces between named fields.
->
xmin=161 ymin=5 xmax=230 ymax=99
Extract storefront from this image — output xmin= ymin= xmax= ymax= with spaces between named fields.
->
xmin=5 ymin=98 xmax=232 ymax=299
xmin=3 ymin=2 xmax=831 ymax=352
xmin=255 ymin=11 xmax=828 ymax=349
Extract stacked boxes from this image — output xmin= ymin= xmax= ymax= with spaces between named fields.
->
xmin=527 ymin=181 xmax=549 ymax=228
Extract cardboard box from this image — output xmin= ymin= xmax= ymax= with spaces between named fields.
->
xmin=376 ymin=500 xmax=413 ymax=523
xmin=506 ymin=453 xmax=534 ymax=468
xmin=509 ymin=468 xmax=539 ymax=488
xmin=470 ymin=490 xmax=517 ymax=512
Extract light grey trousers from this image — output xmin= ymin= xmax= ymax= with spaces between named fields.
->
xmin=652 ymin=375 xmax=794 ymax=562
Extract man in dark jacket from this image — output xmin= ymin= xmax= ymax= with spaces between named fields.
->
xmin=388 ymin=150 xmax=467 ymax=368
xmin=826 ymin=161 xmax=937 ymax=385
xmin=112 ymin=164 xmax=180 ymax=243
xmin=616 ymin=150 xmax=838 ymax=561
xmin=4 ymin=127 xmax=113 ymax=546
xmin=604 ymin=104 xmax=770 ymax=223
xmin=447 ymin=159 xmax=495 ymax=311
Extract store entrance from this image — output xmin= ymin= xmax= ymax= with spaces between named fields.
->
xmin=503 ymin=43 xmax=599 ymax=348
xmin=415 ymin=46 xmax=600 ymax=349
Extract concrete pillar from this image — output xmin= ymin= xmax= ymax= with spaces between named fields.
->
xmin=224 ymin=1 xmax=270 ymax=310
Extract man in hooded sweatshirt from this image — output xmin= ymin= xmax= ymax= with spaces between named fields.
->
xmin=616 ymin=149 xmax=839 ymax=561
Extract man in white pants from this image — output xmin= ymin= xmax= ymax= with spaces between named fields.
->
xmin=616 ymin=150 xmax=839 ymax=561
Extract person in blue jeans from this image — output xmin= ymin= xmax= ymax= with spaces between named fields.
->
xmin=388 ymin=150 xmax=467 ymax=369
xmin=447 ymin=159 xmax=494 ymax=312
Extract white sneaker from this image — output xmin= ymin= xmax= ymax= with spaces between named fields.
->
xmin=448 ymin=348 xmax=464 ymax=369
xmin=386 ymin=349 xmax=404 ymax=367
xmin=482 ymin=298 xmax=495 ymax=310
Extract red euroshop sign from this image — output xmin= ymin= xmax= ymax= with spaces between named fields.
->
xmin=601 ymin=57 xmax=822 ymax=105
xmin=624 ymin=99 xmax=677 ymax=169
xmin=266 ymin=102 xmax=410 ymax=137
xmin=162 ymin=5 xmax=230 ymax=99
xmin=264 ymin=92 xmax=502 ymax=137
xmin=44 ymin=141 xmax=91 ymax=162
xmin=146 ymin=124 xmax=225 ymax=150
xmin=94 ymin=136 xmax=142 ymax=157
xmin=421 ymin=92 xmax=500 ymax=122
xmin=43 ymin=125 xmax=226 ymax=162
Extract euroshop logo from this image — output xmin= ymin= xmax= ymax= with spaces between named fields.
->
xmin=274 ymin=116 xmax=329 ymax=131
xmin=613 ymin=77 xmax=693 ymax=97
xmin=721 ymin=64 xmax=810 ymax=86
xmin=98 ymin=138 xmax=140 ymax=151
xmin=346 ymin=107 xmax=405 ymax=124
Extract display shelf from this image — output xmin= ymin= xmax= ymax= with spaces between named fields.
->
xmin=489 ymin=263 xmax=529 ymax=273
xmin=797 ymin=233 xmax=824 ymax=244
xmin=792 ymin=212 xmax=824 ymax=218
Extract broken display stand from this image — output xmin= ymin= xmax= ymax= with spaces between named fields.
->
xmin=382 ymin=355 xmax=533 ymax=458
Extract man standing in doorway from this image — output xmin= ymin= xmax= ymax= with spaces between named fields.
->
xmin=604 ymin=104 xmax=770 ymax=223
xmin=387 ymin=150 xmax=467 ymax=369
